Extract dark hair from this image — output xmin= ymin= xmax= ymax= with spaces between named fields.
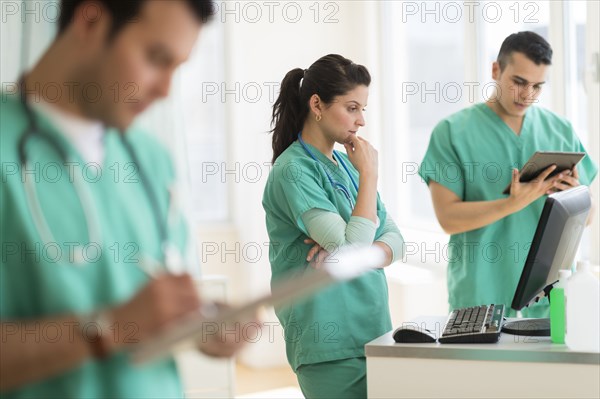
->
xmin=270 ymin=54 xmax=371 ymax=163
xmin=497 ymin=31 xmax=553 ymax=71
xmin=58 ymin=0 xmax=215 ymax=37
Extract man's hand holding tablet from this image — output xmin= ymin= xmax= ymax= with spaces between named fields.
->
xmin=503 ymin=151 xmax=585 ymax=195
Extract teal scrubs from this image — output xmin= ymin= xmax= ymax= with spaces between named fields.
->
xmin=262 ymin=140 xmax=393 ymax=397
xmin=296 ymin=357 xmax=367 ymax=399
xmin=1 ymin=94 xmax=189 ymax=397
xmin=419 ymin=103 xmax=598 ymax=317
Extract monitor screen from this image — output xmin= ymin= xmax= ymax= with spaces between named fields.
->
xmin=511 ymin=185 xmax=592 ymax=311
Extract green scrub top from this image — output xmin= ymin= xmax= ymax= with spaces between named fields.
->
xmin=262 ymin=140 xmax=392 ymax=371
xmin=419 ymin=103 xmax=598 ymax=317
xmin=1 ymin=95 xmax=189 ymax=398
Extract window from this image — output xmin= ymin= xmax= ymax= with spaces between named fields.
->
xmin=178 ymin=23 xmax=228 ymax=223
xmin=129 ymin=22 xmax=229 ymax=224
xmin=381 ymin=2 xmax=467 ymax=235
xmin=566 ymin=1 xmax=588 ymax=142
xmin=381 ymin=0 xmax=598 ymax=264
xmin=563 ymin=0 xmax=594 ymax=260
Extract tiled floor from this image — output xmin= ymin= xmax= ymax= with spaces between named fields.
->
xmin=235 ymin=362 xmax=302 ymax=398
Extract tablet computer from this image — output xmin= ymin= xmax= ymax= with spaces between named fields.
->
xmin=503 ymin=151 xmax=585 ymax=195
xmin=128 ymin=246 xmax=386 ymax=364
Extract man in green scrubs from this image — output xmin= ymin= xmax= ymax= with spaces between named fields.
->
xmin=1 ymin=1 xmax=241 ymax=397
xmin=419 ymin=31 xmax=598 ymax=317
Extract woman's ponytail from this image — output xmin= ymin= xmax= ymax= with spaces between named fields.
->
xmin=270 ymin=55 xmax=371 ymax=164
xmin=270 ymin=68 xmax=307 ymax=164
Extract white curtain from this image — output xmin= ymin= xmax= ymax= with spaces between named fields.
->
xmin=1 ymin=1 xmax=58 ymax=83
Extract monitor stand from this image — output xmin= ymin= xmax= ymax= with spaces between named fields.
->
xmin=502 ymin=318 xmax=551 ymax=336
xmin=502 ymin=282 xmax=555 ymax=337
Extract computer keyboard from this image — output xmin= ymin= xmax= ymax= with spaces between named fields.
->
xmin=439 ymin=304 xmax=505 ymax=344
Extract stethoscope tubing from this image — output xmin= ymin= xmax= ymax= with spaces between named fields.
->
xmin=297 ymin=132 xmax=358 ymax=208
xmin=16 ymin=76 xmax=170 ymax=264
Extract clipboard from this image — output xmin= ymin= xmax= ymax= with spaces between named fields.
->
xmin=503 ymin=151 xmax=585 ymax=194
xmin=128 ymin=246 xmax=386 ymax=364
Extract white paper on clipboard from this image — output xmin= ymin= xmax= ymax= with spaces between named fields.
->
xmin=128 ymin=246 xmax=386 ymax=364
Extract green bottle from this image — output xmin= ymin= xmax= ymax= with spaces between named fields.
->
xmin=550 ymin=270 xmax=570 ymax=344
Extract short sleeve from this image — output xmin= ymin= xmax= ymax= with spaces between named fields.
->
xmin=271 ymin=158 xmax=339 ymax=236
xmin=419 ymin=120 xmax=465 ymax=199
xmin=567 ymin=124 xmax=598 ymax=186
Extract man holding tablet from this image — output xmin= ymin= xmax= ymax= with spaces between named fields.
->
xmin=419 ymin=31 xmax=598 ymax=317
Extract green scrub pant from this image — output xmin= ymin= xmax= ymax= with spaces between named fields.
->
xmin=296 ymin=357 xmax=367 ymax=399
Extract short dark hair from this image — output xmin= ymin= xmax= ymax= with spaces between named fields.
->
xmin=58 ymin=0 xmax=215 ymax=37
xmin=497 ymin=31 xmax=553 ymax=71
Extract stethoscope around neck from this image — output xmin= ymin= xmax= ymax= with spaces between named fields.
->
xmin=16 ymin=76 xmax=179 ymax=270
xmin=297 ymin=132 xmax=359 ymax=209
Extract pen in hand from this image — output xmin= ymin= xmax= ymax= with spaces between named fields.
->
xmin=137 ymin=252 xmax=220 ymax=320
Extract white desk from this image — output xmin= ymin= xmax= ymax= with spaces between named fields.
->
xmin=366 ymin=316 xmax=600 ymax=398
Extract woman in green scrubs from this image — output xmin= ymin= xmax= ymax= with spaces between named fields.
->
xmin=262 ymin=54 xmax=404 ymax=398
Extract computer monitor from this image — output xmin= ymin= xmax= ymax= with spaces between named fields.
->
xmin=502 ymin=185 xmax=592 ymax=336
